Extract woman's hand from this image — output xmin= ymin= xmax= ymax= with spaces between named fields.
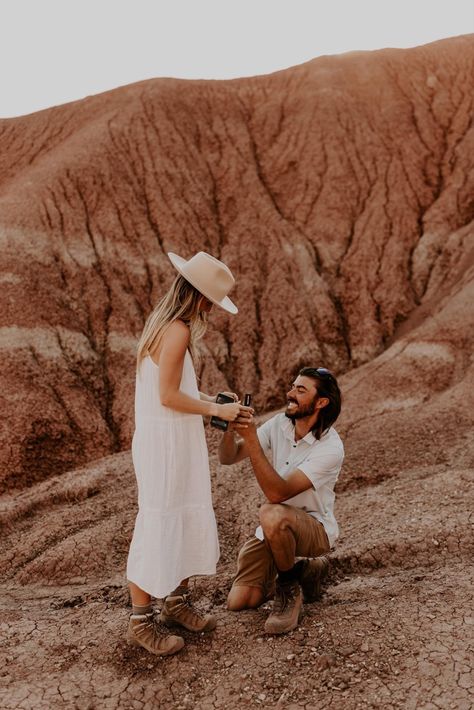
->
xmin=218 ymin=402 xmax=252 ymax=422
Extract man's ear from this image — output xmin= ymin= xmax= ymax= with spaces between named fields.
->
xmin=316 ymin=397 xmax=330 ymax=410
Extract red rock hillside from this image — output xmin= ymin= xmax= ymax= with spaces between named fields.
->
xmin=1 ymin=34 xmax=473 ymax=491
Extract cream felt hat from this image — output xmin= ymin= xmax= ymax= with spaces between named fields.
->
xmin=167 ymin=251 xmax=238 ymax=314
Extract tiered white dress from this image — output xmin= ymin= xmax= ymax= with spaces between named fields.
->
xmin=126 ymin=351 xmax=220 ymax=598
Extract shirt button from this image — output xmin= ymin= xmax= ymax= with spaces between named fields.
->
xmin=285 ymin=461 xmax=289 ymax=465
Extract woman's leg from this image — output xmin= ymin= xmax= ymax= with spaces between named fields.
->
xmin=160 ymin=577 xmax=216 ymax=632
xmin=126 ymin=580 xmax=184 ymax=656
xmin=128 ymin=581 xmax=151 ymax=608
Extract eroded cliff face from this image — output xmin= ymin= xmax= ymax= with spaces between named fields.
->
xmin=1 ymin=37 xmax=474 ymax=707
xmin=1 ymin=35 xmax=473 ymax=490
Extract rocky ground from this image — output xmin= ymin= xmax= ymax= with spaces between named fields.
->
xmin=1 ymin=449 xmax=473 ymax=709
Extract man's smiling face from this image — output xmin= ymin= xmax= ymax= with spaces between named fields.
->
xmin=285 ymin=375 xmax=319 ymax=420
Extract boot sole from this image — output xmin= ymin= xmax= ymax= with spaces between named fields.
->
xmin=160 ymin=614 xmax=216 ymax=633
xmin=264 ymin=607 xmax=304 ymax=635
xmin=126 ymin=636 xmax=185 ymax=656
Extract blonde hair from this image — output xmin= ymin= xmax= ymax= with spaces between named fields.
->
xmin=137 ymin=275 xmax=208 ymax=369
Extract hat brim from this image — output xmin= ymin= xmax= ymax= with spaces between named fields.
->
xmin=167 ymin=252 xmax=238 ymax=314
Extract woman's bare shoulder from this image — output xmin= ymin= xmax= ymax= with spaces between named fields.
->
xmin=166 ymin=319 xmax=190 ymax=334
xmin=148 ymin=320 xmax=190 ymax=363
xmin=162 ymin=319 xmax=190 ymax=344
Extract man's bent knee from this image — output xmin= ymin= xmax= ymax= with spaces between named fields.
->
xmin=227 ymin=585 xmax=265 ymax=610
xmin=259 ymin=503 xmax=293 ymax=538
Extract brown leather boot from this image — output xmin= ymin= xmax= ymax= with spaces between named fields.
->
xmin=264 ymin=580 xmax=303 ymax=635
xmin=127 ymin=612 xmax=184 ymax=655
xmin=299 ymin=556 xmax=329 ymax=603
xmin=160 ymin=592 xmax=217 ymax=632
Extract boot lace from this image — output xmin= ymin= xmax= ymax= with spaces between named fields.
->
xmin=273 ymin=583 xmax=296 ymax=614
xmin=172 ymin=593 xmax=206 ymax=620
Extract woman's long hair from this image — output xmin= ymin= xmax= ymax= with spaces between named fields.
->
xmin=136 ymin=275 xmax=207 ymax=369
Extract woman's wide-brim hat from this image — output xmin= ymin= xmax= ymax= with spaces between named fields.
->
xmin=167 ymin=251 xmax=238 ymax=314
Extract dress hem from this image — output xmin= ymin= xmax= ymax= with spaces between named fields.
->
xmin=127 ymin=561 xmax=219 ymax=600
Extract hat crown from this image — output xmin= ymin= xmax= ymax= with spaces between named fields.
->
xmin=167 ymin=251 xmax=238 ymax=313
xmin=183 ymin=252 xmax=235 ymax=302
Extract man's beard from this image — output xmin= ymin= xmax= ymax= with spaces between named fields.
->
xmin=285 ymin=393 xmax=318 ymax=420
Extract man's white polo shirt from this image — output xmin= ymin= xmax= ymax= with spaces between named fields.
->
xmin=254 ymin=413 xmax=344 ymax=548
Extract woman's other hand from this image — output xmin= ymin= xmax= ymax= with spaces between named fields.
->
xmin=218 ymin=402 xmax=253 ymax=422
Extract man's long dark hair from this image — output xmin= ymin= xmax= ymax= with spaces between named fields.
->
xmin=299 ymin=367 xmax=342 ymax=440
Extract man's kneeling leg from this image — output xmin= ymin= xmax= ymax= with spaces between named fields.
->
xmin=227 ymin=585 xmax=266 ymax=610
xmin=259 ymin=503 xmax=331 ymax=634
xmin=228 ymin=535 xmax=276 ymax=611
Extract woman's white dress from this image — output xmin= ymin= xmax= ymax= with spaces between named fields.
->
xmin=126 ymin=351 xmax=220 ymax=598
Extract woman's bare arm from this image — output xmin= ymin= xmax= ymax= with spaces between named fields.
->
xmin=199 ymin=392 xmax=216 ymax=403
xmin=153 ymin=321 xmax=243 ymax=421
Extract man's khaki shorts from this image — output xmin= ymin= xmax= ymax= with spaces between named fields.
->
xmin=232 ymin=505 xmax=330 ymax=597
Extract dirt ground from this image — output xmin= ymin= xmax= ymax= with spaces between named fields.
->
xmin=1 ymin=439 xmax=473 ymax=709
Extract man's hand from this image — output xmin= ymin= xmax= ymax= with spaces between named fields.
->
xmin=229 ymin=410 xmax=255 ymax=432
xmin=218 ymin=409 xmax=254 ymax=464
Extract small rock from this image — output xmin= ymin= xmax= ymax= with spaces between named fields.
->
xmin=314 ymin=654 xmax=336 ymax=670
xmin=339 ymin=646 xmax=355 ymax=657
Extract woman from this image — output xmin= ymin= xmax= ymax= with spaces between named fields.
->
xmin=126 ymin=251 xmax=250 ymax=656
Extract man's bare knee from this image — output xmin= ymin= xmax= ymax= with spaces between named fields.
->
xmin=259 ymin=503 xmax=292 ymax=538
xmin=227 ymin=585 xmax=264 ymax=610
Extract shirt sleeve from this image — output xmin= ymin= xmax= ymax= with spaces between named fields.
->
xmin=297 ymin=443 xmax=344 ymax=490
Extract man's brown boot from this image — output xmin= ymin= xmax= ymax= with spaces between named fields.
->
xmin=160 ymin=592 xmax=217 ymax=632
xmin=264 ymin=580 xmax=303 ymax=635
xmin=299 ymin=556 xmax=329 ymax=603
xmin=127 ymin=612 xmax=184 ymax=656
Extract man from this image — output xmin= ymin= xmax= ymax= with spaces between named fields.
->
xmin=218 ymin=367 xmax=344 ymax=634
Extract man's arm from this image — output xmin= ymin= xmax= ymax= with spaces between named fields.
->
xmin=242 ymin=426 xmax=313 ymax=503
xmin=218 ymin=429 xmax=250 ymax=465
xmin=218 ymin=406 xmax=256 ymax=464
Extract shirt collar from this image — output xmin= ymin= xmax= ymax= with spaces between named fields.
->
xmin=280 ymin=415 xmax=320 ymax=445
xmin=281 ymin=414 xmax=329 ymax=446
